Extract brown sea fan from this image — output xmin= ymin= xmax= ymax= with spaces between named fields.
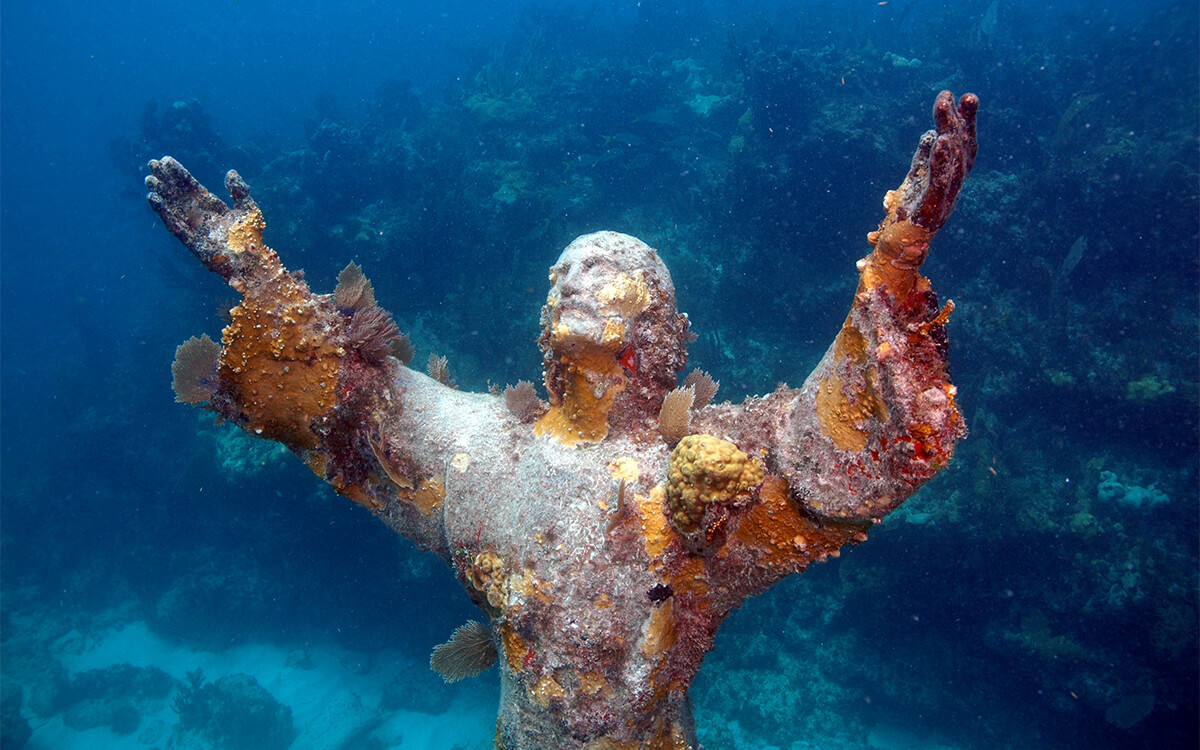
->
xmin=430 ymin=620 xmax=497 ymax=682
xmin=681 ymin=369 xmax=719 ymax=408
xmin=347 ymin=307 xmax=400 ymax=364
xmin=427 ymin=354 xmax=455 ymax=387
xmin=389 ymin=332 xmax=415 ymax=365
xmin=333 ymin=261 xmax=376 ymax=312
xmin=658 ymin=386 xmax=694 ymax=445
xmin=172 ymin=334 xmax=221 ymax=404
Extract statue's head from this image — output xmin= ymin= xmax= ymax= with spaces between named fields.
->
xmin=535 ymin=232 xmax=691 ymax=444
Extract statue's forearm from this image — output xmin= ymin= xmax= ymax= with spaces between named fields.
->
xmin=774 ymin=259 xmax=965 ymax=521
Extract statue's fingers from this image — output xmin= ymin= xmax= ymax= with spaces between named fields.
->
xmin=146 ymin=157 xmax=235 ymax=252
xmin=957 ymin=93 xmax=979 ymax=172
xmin=932 ymin=90 xmax=957 ymax=136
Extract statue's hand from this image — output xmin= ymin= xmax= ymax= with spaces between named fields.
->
xmin=146 ymin=158 xmax=260 ymax=282
xmin=901 ymin=91 xmax=979 ymax=234
xmin=864 ymin=91 xmax=977 ymax=285
xmin=146 ymin=157 xmax=232 ymax=248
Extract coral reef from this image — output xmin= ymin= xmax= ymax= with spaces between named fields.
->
xmin=169 ymin=669 xmax=294 ymax=750
xmin=147 ymin=90 xmax=975 ymax=749
xmin=1097 ymin=470 xmax=1170 ymax=509
xmin=666 ymin=433 xmax=764 ymax=554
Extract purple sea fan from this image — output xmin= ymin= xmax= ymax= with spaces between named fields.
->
xmin=348 ymin=306 xmax=400 ymax=365
xmin=504 ymin=380 xmax=546 ymax=423
xmin=172 ymin=334 xmax=221 ymax=404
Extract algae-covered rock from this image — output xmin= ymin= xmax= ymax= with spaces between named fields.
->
xmin=464 ymin=90 xmax=536 ymax=123
xmin=168 ymin=670 xmax=294 ymax=750
xmin=62 ymin=663 xmax=172 ymax=735
xmin=1125 ymin=374 xmax=1176 ymax=402
xmin=1096 ymin=470 xmax=1170 ymax=509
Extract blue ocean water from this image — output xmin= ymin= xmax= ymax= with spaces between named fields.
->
xmin=1 ymin=1 xmax=1196 ymax=748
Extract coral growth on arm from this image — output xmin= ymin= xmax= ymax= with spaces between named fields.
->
xmin=151 ymin=91 xmax=977 ymax=750
xmin=149 ymin=157 xmax=450 ymax=550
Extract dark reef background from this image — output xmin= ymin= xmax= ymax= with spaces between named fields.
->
xmin=2 ymin=1 xmax=1197 ymax=748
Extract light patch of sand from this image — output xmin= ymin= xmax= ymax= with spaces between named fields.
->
xmin=30 ymin=617 xmax=496 ymax=750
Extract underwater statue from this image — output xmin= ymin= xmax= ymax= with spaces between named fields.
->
xmin=151 ymin=90 xmax=977 ymax=750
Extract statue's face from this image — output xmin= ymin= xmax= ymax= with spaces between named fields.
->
xmin=541 ymin=231 xmax=673 ymax=360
